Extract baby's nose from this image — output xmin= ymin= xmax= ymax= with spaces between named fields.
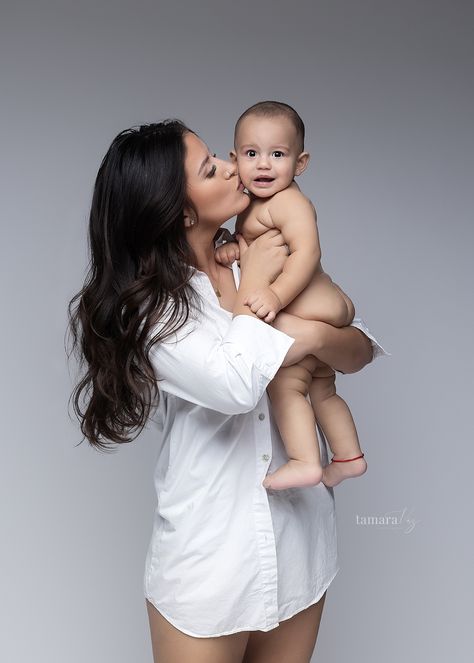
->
xmin=257 ymin=154 xmax=270 ymax=167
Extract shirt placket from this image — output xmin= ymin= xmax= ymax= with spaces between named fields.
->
xmin=251 ymin=392 xmax=279 ymax=627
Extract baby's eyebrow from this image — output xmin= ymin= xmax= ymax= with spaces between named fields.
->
xmin=239 ymin=144 xmax=290 ymax=150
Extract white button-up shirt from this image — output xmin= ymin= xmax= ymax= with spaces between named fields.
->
xmin=143 ymin=260 xmax=389 ymax=638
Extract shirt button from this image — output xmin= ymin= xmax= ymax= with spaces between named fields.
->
xmin=258 ymin=413 xmax=265 ymax=420
xmin=262 ymin=454 xmax=270 ymax=461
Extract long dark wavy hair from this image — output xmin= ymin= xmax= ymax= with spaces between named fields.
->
xmin=67 ymin=120 xmax=204 ymax=452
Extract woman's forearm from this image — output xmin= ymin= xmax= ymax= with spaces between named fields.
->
xmin=232 ymin=274 xmax=269 ymax=319
xmin=313 ymin=321 xmax=373 ymax=373
xmin=272 ymin=313 xmax=373 ymax=373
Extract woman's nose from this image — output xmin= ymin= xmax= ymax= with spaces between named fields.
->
xmin=223 ymin=161 xmax=237 ymax=179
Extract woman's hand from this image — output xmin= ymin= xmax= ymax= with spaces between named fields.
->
xmin=231 ymin=230 xmax=288 ymax=321
xmin=237 ymin=230 xmax=287 ymax=288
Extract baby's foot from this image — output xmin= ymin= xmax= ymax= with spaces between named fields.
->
xmin=322 ymin=455 xmax=367 ymax=488
xmin=262 ymin=459 xmax=323 ymax=490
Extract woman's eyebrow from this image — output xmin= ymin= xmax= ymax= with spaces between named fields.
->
xmin=198 ymin=149 xmax=213 ymax=175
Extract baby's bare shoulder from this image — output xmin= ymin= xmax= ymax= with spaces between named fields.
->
xmin=267 ymin=185 xmax=316 ymax=220
xmin=271 ymin=184 xmax=313 ymax=205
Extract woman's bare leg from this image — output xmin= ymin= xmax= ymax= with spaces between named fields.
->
xmin=146 ymin=599 xmax=250 ymax=663
xmin=242 ymin=591 xmax=327 ymax=663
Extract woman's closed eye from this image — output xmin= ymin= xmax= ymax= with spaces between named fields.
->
xmin=207 ymin=153 xmax=217 ymax=178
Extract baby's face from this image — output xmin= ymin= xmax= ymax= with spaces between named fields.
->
xmin=233 ymin=115 xmax=304 ymax=198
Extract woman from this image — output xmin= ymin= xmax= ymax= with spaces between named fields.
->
xmin=68 ymin=120 xmax=388 ymax=663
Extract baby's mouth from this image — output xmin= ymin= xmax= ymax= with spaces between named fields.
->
xmin=253 ymin=176 xmax=275 ymax=188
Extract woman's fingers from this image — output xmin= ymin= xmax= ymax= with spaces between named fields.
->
xmin=237 ymin=229 xmax=288 ymax=285
xmin=258 ymin=228 xmax=286 ymax=246
xmin=261 ymin=228 xmax=281 ymax=239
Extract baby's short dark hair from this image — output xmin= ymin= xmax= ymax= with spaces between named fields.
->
xmin=234 ymin=100 xmax=305 ymax=152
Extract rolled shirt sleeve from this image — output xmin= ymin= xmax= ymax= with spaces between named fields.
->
xmin=149 ymin=313 xmax=295 ymax=415
xmin=350 ymin=316 xmax=391 ymax=360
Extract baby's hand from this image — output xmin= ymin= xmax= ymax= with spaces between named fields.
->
xmin=215 ymin=241 xmax=240 ymax=266
xmin=244 ymin=287 xmax=283 ymax=323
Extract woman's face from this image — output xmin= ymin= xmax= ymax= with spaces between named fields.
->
xmin=183 ymin=131 xmax=250 ymax=226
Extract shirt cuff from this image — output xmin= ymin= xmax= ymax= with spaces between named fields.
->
xmin=350 ymin=317 xmax=391 ymax=360
xmin=223 ymin=314 xmax=295 ymax=381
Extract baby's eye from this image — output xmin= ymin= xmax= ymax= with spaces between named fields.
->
xmin=272 ymin=151 xmax=284 ymax=158
xmin=245 ymin=149 xmax=257 ymax=158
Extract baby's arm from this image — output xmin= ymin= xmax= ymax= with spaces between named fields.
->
xmin=215 ymin=227 xmax=240 ymax=265
xmin=244 ymin=190 xmax=321 ymax=321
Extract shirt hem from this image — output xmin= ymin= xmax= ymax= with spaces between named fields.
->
xmin=277 ymin=565 xmax=340 ymax=625
xmin=144 ymin=566 xmax=339 ymax=638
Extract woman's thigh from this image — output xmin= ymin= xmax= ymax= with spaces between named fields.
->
xmin=242 ymin=592 xmax=327 ymax=663
xmin=145 ymin=599 xmax=250 ymax=663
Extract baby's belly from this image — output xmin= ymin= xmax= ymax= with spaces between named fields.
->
xmin=282 ymin=272 xmax=355 ymax=327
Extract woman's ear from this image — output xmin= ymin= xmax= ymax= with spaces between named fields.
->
xmin=295 ymin=151 xmax=310 ymax=176
xmin=183 ymin=207 xmax=197 ymax=228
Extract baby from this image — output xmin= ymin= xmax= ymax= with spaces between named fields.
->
xmin=215 ymin=100 xmax=367 ymax=490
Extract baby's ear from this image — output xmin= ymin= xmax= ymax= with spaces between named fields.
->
xmin=229 ymin=149 xmax=237 ymax=163
xmin=295 ymin=151 xmax=310 ymax=176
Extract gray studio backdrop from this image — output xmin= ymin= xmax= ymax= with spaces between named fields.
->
xmin=1 ymin=1 xmax=472 ymax=661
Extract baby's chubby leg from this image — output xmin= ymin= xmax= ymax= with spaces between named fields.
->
xmin=264 ymin=357 xmax=323 ymax=490
xmin=283 ymin=273 xmax=355 ymax=327
xmin=309 ymin=365 xmax=367 ymax=487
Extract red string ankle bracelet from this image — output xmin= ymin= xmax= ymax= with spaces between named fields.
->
xmin=331 ymin=453 xmax=365 ymax=463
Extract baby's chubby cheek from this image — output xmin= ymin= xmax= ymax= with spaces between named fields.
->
xmin=235 ymin=161 xmax=253 ymax=188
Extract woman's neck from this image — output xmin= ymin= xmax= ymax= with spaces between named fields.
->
xmin=187 ymin=228 xmax=220 ymax=277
